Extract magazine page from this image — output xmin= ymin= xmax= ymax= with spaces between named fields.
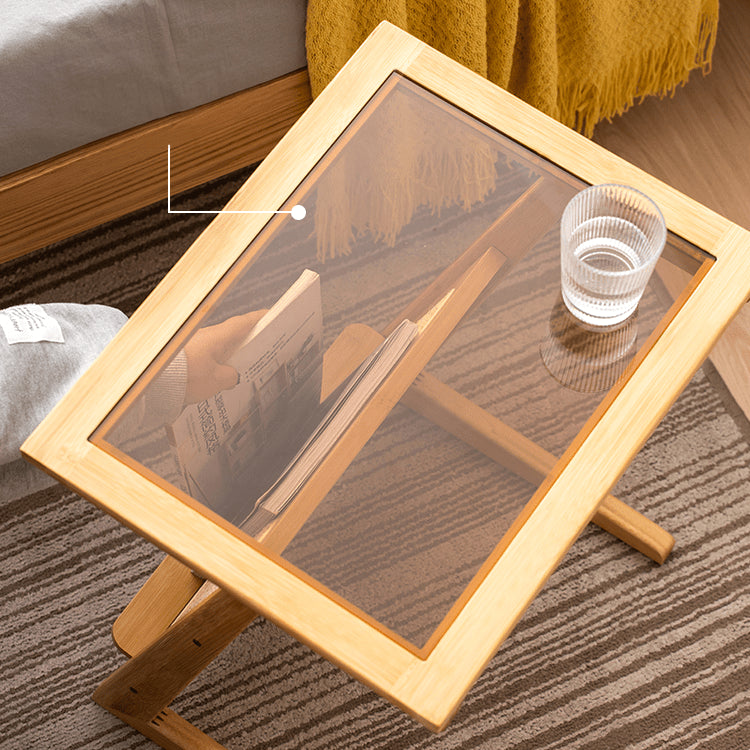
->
xmin=168 ymin=270 xmax=324 ymax=523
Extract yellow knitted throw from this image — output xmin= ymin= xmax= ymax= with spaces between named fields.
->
xmin=305 ymin=0 xmax=718 ymax=138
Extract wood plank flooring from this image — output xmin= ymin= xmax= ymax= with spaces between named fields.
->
xmin=593 ymin=0 xmax=750 ymax=419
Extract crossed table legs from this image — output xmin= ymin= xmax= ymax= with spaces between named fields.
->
xmin=94 ymin=319 xmax=673 ymax=749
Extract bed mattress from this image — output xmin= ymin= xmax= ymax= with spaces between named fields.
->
xmin=1 ymin=0 xmax=307 ymax=176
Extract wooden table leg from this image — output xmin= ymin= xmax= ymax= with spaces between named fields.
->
xmin=112 ymin=555 xmax=205 ymax=657
xmin=336 ymin=322 xmax=674 ymax=563
xmin=403 ymin=370 xmax=675 ymax=564
xmin=94 ymin=586 xmax=256 ymax=728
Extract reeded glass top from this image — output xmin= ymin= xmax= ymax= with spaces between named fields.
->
xmin=92 ymin=74 xmax=708 ymax=653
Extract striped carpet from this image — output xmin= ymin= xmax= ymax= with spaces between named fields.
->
xmin=1 ymin=169 xmax=749 ymax=749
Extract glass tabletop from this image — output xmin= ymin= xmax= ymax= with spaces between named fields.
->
xmin=92 ymin=73 xmax=710 ymax=654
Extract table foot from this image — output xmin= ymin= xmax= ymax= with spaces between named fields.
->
xmin=96 ymin=703 xmax=227 ymax=750
xmin=593 ymin=494 xmax=674 ymax=563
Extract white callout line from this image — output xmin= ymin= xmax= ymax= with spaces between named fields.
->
xmin=166 ymin=145 xmax=305 ymax=219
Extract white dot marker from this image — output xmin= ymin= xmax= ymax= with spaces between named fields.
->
xmin=167 ymin=147 xmax=312 ymax=218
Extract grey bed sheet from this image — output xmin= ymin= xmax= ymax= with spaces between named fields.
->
xmin=0 ymin=0 xmax=307 ymax=177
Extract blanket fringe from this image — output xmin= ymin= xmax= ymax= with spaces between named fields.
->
xmin=559 ymin=8 xmax=718 ymax=137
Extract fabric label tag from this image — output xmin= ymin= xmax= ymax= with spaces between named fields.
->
xmin=0 ymin=304 xmax=65 ymax=344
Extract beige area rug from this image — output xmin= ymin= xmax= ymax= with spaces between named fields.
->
xmin=1 ymin=170 xmax=749 ymax=749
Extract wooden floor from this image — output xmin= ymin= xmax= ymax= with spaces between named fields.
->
xmin=593 ymin=0 xmax=750 ymax=418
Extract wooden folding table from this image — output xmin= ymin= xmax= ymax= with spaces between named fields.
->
xmin=23 ymin=22 xmax=750 ymax=749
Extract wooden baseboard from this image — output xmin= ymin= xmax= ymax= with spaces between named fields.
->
xmin=0 ymin=68 xmax=312 ymax=263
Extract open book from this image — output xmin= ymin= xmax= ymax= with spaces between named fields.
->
xmin=239 ymin=317 xmax=418 ymax=537
xmin=169 ymin=269 xmax=418 ymax=535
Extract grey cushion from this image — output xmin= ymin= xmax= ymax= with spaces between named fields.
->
xmin=1 ymin=303 xmax=127 ymax=502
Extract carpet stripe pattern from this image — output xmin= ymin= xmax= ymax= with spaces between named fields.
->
xmin=1 ymin=169 xmax=748 ymax=749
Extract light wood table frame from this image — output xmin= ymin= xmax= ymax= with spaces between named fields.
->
xmin=22 ymin=22 xmax=750 ymax=747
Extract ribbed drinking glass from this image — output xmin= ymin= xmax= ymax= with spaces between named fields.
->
xmin=560 ymin=184 xmax=667 ymax=326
